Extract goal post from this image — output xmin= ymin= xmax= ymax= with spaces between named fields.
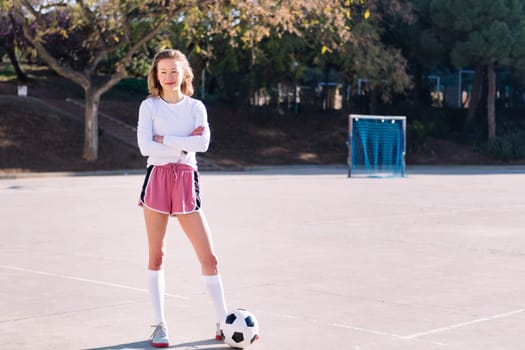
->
xmin=347 ymin=114 xmax=406 ymax=178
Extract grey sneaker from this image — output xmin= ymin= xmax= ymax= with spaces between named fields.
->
xmin=150 ymin=322 xmax=169 ymax=348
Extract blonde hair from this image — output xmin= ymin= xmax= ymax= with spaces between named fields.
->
xmin=147 ymin=49 xmax=194 ymax=97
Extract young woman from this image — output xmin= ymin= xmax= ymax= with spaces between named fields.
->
xmin=137 ymin=49 xmax=227 ymax=348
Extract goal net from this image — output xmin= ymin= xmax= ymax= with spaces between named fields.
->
xmin=347 ymin=114 xmax=406 ymax=177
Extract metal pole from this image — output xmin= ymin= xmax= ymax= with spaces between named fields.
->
xmin=458 ymin=69 xmax=462 ymax=108
xmin=347 ymin=115 xmax=353 ymax=177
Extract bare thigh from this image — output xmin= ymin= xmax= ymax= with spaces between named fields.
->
xmin=177 ymin=210 xmax=218 ymax=275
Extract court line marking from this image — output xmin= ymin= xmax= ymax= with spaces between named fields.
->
xmin=332 ymin=323 xmax=403 ymax=338
xmin=4 ymin=264 xmax=525 ymax=343
xmin=0 ymin=264 xmax=189 ymax=300
xmin=332 ymin=307 xmax=525 ymax=342
xmin=399 ymin=308 xmax=525 ymax=340
xmin=0 ymin=301 xmax=137 ymax=324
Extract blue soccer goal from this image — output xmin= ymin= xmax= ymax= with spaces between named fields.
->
xmin=347 ymin=114 xmax=406 ymax=178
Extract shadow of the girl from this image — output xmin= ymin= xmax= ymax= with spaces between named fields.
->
xmin=85 ymin=338 xmax=231 ymax=350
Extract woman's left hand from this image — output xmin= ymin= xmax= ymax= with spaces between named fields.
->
xmin=153 ymin=135 xmax=164 ymax=143
xmin=189 ymin=125 xmax=205 ymax=136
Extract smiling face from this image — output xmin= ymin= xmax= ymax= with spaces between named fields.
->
xmin=156 ymin=58 xmax=185 ymax=94
xmin=147 ymin=49 xmax=195 ymax=97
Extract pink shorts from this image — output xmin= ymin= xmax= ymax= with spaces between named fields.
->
xmin=138 ymin=163 xmax=201 ymax=216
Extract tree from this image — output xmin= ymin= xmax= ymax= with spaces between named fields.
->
xmin=202 ymin=0 xmax=354 ymax=107
xmin=430 ymin=0 xmax=524 ymax=141
xmin=11 ymin=0 xmax=415 ymax=161
xmin=391 ymin=0 xmax=446 ymax=105
xmin=330 ymin=1 xmax=413 ymax=113
xmin=11 ymin=0 xmax=361 ymax=158
xmin=0 ymin=7 xmax=28 ymax=82
xmin=11 ymin=0 xmax=213 ymax=161
xmin=184 ymin=0 xmax=413 ymax=113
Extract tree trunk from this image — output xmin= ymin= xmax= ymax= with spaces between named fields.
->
xmin=6 ymin=46 xmax=27 ymax=83
xmin=486 ymin=62 xmax=496 ymax=142
xmin=83 ymin=88 xmax=100 ymax=161
xmin=5 ymin=13 xmax=27 ymax=82
xmin=464 ymin=64 xmax=483 ymax=129
xmin=3 ymin=26 xmax=27 ymax=82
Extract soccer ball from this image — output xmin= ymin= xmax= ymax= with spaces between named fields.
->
xmin=220 ymin=308 xmax=259 ymax=348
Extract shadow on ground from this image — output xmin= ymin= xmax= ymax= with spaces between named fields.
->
xmin=86 ymin=338 xmax=231 ymax=350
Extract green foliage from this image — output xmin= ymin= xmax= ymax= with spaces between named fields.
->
xmin=430 ymin=0 xmax=523 ymax=67
xmin=407 ymin=119 xmax=433 ymax=152
xmin=511 ymin=20 xmax=525 ymax=82
xmin=483 ymin=118 xmax=525 ymax=160
xmin=35 ymin=8 xmax=93 ymax=71
xmin=107 ymin=78 xmax=148 ymax=99
xmin=485 ymin=131 xmax=525 ymax=160
xmin=0 ymin=64 xmax=15 ymax=81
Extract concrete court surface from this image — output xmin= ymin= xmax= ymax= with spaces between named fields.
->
xmin=1 ymin=165 xmax=525 ymax=350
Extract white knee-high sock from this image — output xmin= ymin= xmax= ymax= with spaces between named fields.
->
xmin=148 ymin=269 xmax=166 ymax=325
xmin=202 ymin=274 xmax=228 ymax=323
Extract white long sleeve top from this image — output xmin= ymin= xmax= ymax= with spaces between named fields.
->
xmin=137 ymin=96 xmax=210 ymax=169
